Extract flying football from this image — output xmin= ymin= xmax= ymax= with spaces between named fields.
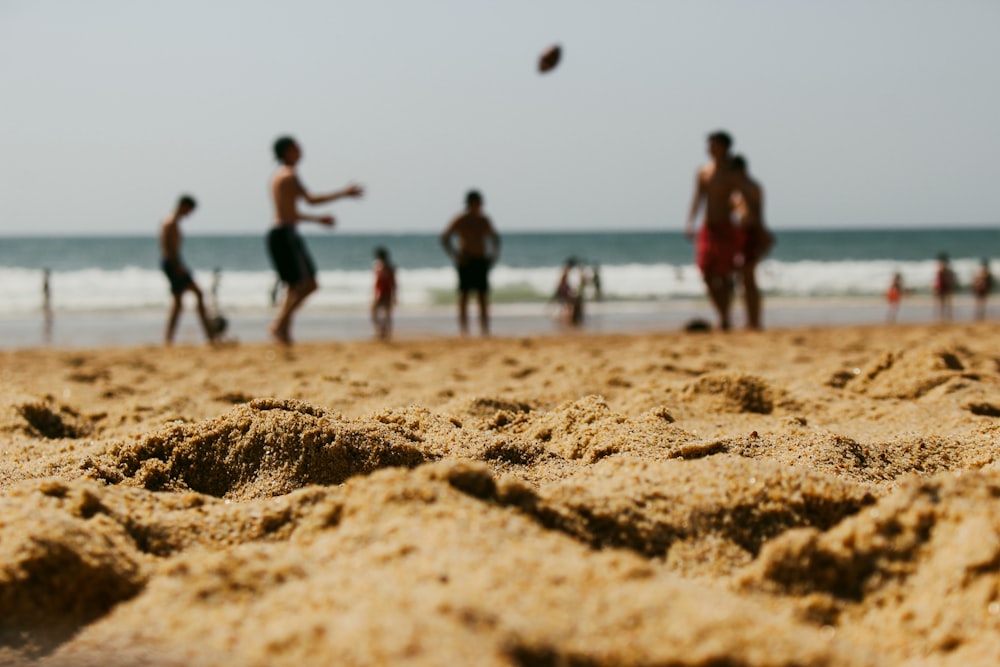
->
xmin=538 ymin=44 xmax=561 ymax=73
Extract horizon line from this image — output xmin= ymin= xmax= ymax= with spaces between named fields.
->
xmin=0 ymin=222 xmax=997 ymax=239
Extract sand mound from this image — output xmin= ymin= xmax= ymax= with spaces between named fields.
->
xmin=0 ymin=480 xmax=146 ymax=654
xmin=85 ymin=398 xmax=432 ymax=500
xmin=841 ymin=345 xmax=984 ymax=399
xmin=3 ymin=326 xmax=1000 ymax=666
xmin=9 ymin=399 xmax=94 ymax=440
xmin=479 ymin=395 xmax=695 ymax=462
xmin=41 ymin=461 xmax=874 ymax=667
xmin=524 ymin=456 xmax=873 ymax=567
xmin=742 ymin=470 xmax=1000 ymax=663
xmin=683 ymin=373 xmax=776 ymax=414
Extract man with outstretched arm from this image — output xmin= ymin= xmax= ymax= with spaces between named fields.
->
xmin=267 ymin=136 xmax=364 ymax=345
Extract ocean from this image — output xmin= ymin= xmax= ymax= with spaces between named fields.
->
xmin=0 ymin=228 xmax=996 ymax=347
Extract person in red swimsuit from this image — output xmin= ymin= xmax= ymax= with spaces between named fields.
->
xmin=371 ymin=246 xmax=397 ymax=340
xmin=886 ymin=272 xmax=904 ymax=324
xmin=685 ymin=130 xmax=747 ymax=330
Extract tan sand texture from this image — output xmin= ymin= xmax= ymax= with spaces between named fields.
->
xmin=1 ymin=323 xmax=999 ymax=665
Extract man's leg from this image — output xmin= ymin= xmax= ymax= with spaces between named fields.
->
xmin=272 ymin=277 xmax=317 ymax=344
xmin=189 ymin=283 xmax=216 ymax=342
xmin=704 ymin=272 xmax=733 ymax=331
xmin=742 ymin=263 xmax=762 ymax=330
xmin=165 ymin=293 xmax=183 ymax=345
xmin=477 ymin=290 xmax=490 ymax=336
xmin=458 ymin=291 xmax=470 ymax=335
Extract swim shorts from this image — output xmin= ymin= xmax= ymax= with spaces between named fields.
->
xmin=161 ymin=259 xmax=193 ymax=296
xmin=696 ymin=223 xmax=738 ymax=276
xmin=457 ymin=256 xmax=491 ymax=292
xmin=268 ymin=225 xmax=316 ymax=285
xmin=736 ymin=225 xmax=774 ymax=267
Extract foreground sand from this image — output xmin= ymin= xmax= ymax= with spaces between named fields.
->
xmin=2 ymin=323 xmax=1000 ymax=666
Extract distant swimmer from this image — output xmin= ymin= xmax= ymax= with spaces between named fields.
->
xmin=972 ymin=258 xmax=994 ymax=321
xmin=42 ymin=267 xmax=52 ymax=343
xmin=267 ymin=136 xmax=364 ymax=345
xmin=440 ymin=190 xmax=501 ymax=336
xmin=731 ymin=154 xmax=774 ymax=330
xmin=552 ymin=257 xmax=584 ymax=327
xmin=685 ymin=130 xmax=748 ymax=331
xmin=933 ymin=252 xmax=957 ymax=322
xmin=886 ymin=272 xmax=904 ymax=324
xmin=159 ymin=195 xmax=218 ymax=345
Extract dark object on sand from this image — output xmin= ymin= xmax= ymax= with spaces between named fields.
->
xmin=684 ymin=318 xmax=712 ymax=333
xmin=208 ymin=315 xmax=228 ymax=337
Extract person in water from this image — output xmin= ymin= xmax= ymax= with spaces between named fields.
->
xmin=972 ymin=258 xmax=994 ymax=321
xmin=933 ymin=252 xmax=957 ymax=322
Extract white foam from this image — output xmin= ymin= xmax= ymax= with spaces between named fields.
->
xmin=0 ymin=257 xmax=988 ymax=316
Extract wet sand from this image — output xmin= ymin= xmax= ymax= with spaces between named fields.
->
xmin=2 ymin=323 xmax=1000 ymax=665
xmin=3 ymin=294 xmax=989 ymax=350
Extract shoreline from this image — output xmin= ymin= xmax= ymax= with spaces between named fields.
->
xmin=1 ymin=294 xmax=993 ymax=350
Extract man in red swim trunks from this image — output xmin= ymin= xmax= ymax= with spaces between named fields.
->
xmin=685 ymin=130 xmax=744 ymax=330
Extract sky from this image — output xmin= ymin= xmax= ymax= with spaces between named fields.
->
xmin=1 ymin=0 xmax=998 ymax=235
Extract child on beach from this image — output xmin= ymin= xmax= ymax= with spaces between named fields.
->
xmin=440 ymin=190 xmax=501 ymax=336
xmin=886 ymin=272 xmax=904 ymax=324
xmin=933 ymin=253 xmax=957 ymax=322
xmin=371 ymin=247 xmax=397 ymax=340
xmin=267 ymin=136 xmax=364 ymax=345
xmin=972 ymin=258 xmax=994 ymax=321
xmin=159 ymin=195 xmax=218 ymax=346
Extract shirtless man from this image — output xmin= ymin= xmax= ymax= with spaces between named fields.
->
xmin=159 ymin=195 xmax=217 ymax=345
xmin=731 ymin=155 xmax=773 ymax=330
xmin=267 ymin=136 xmax=363 ymax=345
xmin=440 ymin=190 xmax=501 ymax=335
xmin=686 ymin=130 xmax=745 ymax=330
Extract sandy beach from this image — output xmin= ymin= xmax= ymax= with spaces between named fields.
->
xmin=2 ymin=322 xmax=1000 ymax=666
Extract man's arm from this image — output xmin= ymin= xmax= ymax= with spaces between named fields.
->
xmin=302 ymin=182 xmax=365 ymax=206
xmin=440 ymin=219 xmax=458 ymax=262
xmin=686 ymin=171 xmax=705 ymax=239
xmin=286 ymin=177 xmax=363 ymax=226
xmin=486 ymin=222 xmax=501 ymax=264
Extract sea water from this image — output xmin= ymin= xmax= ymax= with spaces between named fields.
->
xmin=0 ymin=228 xmax=996 ymax=346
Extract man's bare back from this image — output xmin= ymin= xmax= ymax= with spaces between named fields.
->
xmin=442 ymin=211 xmax=499 ymax=261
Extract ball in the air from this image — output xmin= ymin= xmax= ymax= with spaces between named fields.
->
xmin=538 ymin=44 xmax=561 ymax=73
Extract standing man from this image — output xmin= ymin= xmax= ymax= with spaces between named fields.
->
xmin=686 ymin=130 xmax=744 ymax=331
xmin=731 ymin=154 xmax=773 ymax=330
xmin=159 ymin=195 xmax=218 ymax=346
xmin=268 ymin=136 xmax=364 ymax=345
xmin=440 ymin=190 xmax=501 ymax=335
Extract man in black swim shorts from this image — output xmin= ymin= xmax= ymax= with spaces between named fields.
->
xmin=267 ymin=136 xmax=364 ymax=344
xmin=440 ymin=190 xmax=501 ymax=335
xmin=159 ymin=195 xmax=217 ymax=345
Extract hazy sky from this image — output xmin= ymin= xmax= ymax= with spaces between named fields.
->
xmin=2 ymin=1 xmax=998 ymax=235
